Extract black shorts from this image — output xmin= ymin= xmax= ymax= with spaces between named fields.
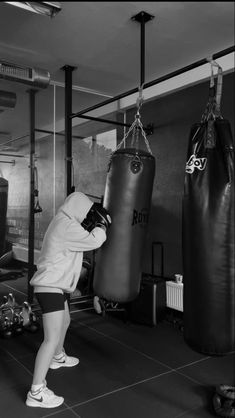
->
xmin=35 ymin=292 xmax=70 ymax=314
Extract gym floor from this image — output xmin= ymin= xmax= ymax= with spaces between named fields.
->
xmin=0 ymin=275 xmax=234 ymax=418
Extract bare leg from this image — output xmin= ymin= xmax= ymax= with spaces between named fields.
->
xmin=54 ymin=300 xmax=70 ymax=356
xmin=32 ymin=310 xmax=64 ymax=386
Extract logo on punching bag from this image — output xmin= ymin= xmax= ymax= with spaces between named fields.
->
xmin=185 ymin=154 xmax=207 ymax=174
xmin=132 ymin=208 xmax=149 ymax=227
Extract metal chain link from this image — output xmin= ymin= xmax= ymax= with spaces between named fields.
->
xmin=202 ymin=59 xmax=223 ymax=122
xmin=116 ymin=85 xmax=153 ymax=155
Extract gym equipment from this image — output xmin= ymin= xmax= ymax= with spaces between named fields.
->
xmin=21 ymin=301 xmax=40 ymax=333
xmin=0 ymin=250 xmax=13 ymax=268
xmin=77 ymin=257 xmax=92 ymax=295
xmin=0 ymin=177 xmax=8 ymax=257
xmin=81 ymin=203 xmax=112 ymax=232
xmin=0 ymin=293 xmax=24 ymax=336
xmin=213 ymin=385 xmax=235 ymax=417
xmin=130 ymin=242 xmax=166 ymax=326
xmin=93 ymin=100 xmax=155 ymax=308
xmin=34 ymin=166 xmax=42 ymax=213
xmin=0 ymin=309 xmax=13 ymax=338
xmin=0 ymin=293 xmax=40 ymax=336
xmin=130 ymin=275 xmax=166 ymax=326
xmin=183 ymin=60 xmax=234 ymax=354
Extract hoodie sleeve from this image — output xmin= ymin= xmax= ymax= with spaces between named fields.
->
xmin=66 ymin=220 xmax=107 ymax=252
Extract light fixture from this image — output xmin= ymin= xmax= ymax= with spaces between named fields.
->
xmin=4 ymin=2 xmax=61 ymax=18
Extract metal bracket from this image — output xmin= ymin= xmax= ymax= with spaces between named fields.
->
xmin=131 ymin=11 xmax=154 ymax=23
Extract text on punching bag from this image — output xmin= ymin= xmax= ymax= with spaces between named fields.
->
xmin=132 ymin=209 xmax=149 ymax=227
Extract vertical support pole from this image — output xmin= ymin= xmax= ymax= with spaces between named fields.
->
xmin=131 ymin=11 xmax=154 ymax=86
xmin=28 ymin=88 xmax=37 ymax=303
xmin=62 ymin=65 xmax=75 ymax=196
xmin=140 ymin=14 xmax=145 ymax=86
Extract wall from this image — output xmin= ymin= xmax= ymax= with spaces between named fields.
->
xmin=0 ymin=72 xmax=233 ymax=276
xmin=126 ymin=72 xmax=234 ymax=277
xmin=0 ymin=130 xmax=115 ymax=251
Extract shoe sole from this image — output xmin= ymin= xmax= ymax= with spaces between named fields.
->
xmin=26 ymin=397 xmax=64 ymax=408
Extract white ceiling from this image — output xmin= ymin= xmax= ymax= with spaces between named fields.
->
xmin=0 ymin=1 xmax=234 ymax=144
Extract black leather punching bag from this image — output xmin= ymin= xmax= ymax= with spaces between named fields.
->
xmin=182 ymin=73 xmax=234 ymax=354
xmin=0 ymin=177 xmax=8 ymax=257
xmin=93 ymin=148 xmax=155 ymax=303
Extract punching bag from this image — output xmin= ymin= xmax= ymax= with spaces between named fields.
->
xmin=0 ymin=177 xmax=8 ymax=257
xmin=93 ymin=147 xmax=155 ymax=303
xmin=182 ymin=64 xmax=234 ymax=355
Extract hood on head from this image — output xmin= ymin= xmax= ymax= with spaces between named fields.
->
xmin=58 ymin=192 xmax=93 ymax=223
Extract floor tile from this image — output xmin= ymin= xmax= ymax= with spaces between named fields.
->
xmin=71 ymin=310 xmax=207 ymax=369
xmin=0 ymin=358 xmax=32 ymax=392
xmin=0 ymin=327 xmax=43 ymax=360
xmin=47 ymin=329 xmax=169 ymax=407
xmin=72 ymin=371 xmax=212 ymax=418
xmin=42 ymin=410 xmax=82 ymax=418
xmin=0 ymin=385 xmax=68 ymax=418
xmin=178 ymin=352 xmax=235 ymax=386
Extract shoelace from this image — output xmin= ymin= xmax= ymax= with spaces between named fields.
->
xmin=43 ymin=387 xmax=54 ymax=396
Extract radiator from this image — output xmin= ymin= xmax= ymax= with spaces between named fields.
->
xmin=166 ymin=281 xmax=183 ymax=312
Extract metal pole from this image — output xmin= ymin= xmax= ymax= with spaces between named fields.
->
xmin=35 ymin=128 xmax=84 ymax=140
xmin=62 ymin=65 xmax=76 ymax=196
xmin=70 ymin=45 xmax=235 ymax=120
xmin=131 ymin=11 xmax=154 ymax=86
xmin=74 ymin=114 xmax=132 ymax=128
xmin=140 ymin=15 xmax=145 ymax=86
xmin=28 ymin=89 xmax=37 ymax=303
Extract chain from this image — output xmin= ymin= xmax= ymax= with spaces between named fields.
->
xmin=202 ymin=58 xmax=223 ymax=122
xmin=116 ymin=85 xmax=153 ymax=155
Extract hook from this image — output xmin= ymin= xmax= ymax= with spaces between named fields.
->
xmin=135 ymin=84 xmax=144 ymax=117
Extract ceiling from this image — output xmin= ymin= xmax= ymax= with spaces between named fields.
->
xmin=0 ymin=1 xmax=234 ymax=145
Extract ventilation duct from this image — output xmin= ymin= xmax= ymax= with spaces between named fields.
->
xmin=0 ymin=90 xmax=17 ymax=111
xmin=0 ymin=60 xmax=50 ymax=88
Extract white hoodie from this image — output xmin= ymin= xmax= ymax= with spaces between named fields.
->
xmin=30 ymin=192 xmax=106 ymax=294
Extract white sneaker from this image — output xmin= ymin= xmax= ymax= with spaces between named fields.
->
xmin=26 ymin=385 xmax=64 ymax=408
xmin=50 ymin=351 xmax=79 ymax=370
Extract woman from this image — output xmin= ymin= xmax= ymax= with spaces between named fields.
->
xmin=26 ymin=192 xmax=110 ymax=409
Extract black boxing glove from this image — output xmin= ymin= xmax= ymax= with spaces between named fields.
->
xmin=93 ymin=203 xmax=112 ymax=231
xmin=82 ymin=203 xmax=111 ymax=232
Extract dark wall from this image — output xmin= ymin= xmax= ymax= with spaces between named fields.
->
xmin=127 ymin=72 xmax=234 ymax=277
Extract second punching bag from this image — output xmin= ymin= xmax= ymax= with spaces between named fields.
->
xmin=182 ymin=64 xmax=234 ymax=355
xmin=93 ymin=147 xmax=155 ymax=303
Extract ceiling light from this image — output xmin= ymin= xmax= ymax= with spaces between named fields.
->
xmin=4 ymin=2 xmax=61 ymax=18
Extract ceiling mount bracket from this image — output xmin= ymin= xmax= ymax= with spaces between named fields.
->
xmin=131 ymin=11 xmax=154 ymax=24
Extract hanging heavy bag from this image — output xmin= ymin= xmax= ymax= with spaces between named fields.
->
xmin=0 ymin=178 xmax=8 ymax=258
xmin=182 ymin=61 xmax=234 ymax=355
xmin=93 ymin=107 xmax=155 ymax=303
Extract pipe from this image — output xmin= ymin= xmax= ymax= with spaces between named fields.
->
xmin=35 ymin=128 xmax=84 ymax=140
xmin=74 ymin=114 xmax=132 ymax=128
xmin=28 ymin=89 xmax=37 ymax=304
xmin=71 ymin=45 xmax=235 ymax=119
xmin=0 ymin=153 xmax=25 ymax=158
xmin=0 ymin=160 xmax=15 ymax=164
xmin=62 ymin=65 xmax=75 ymax=196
